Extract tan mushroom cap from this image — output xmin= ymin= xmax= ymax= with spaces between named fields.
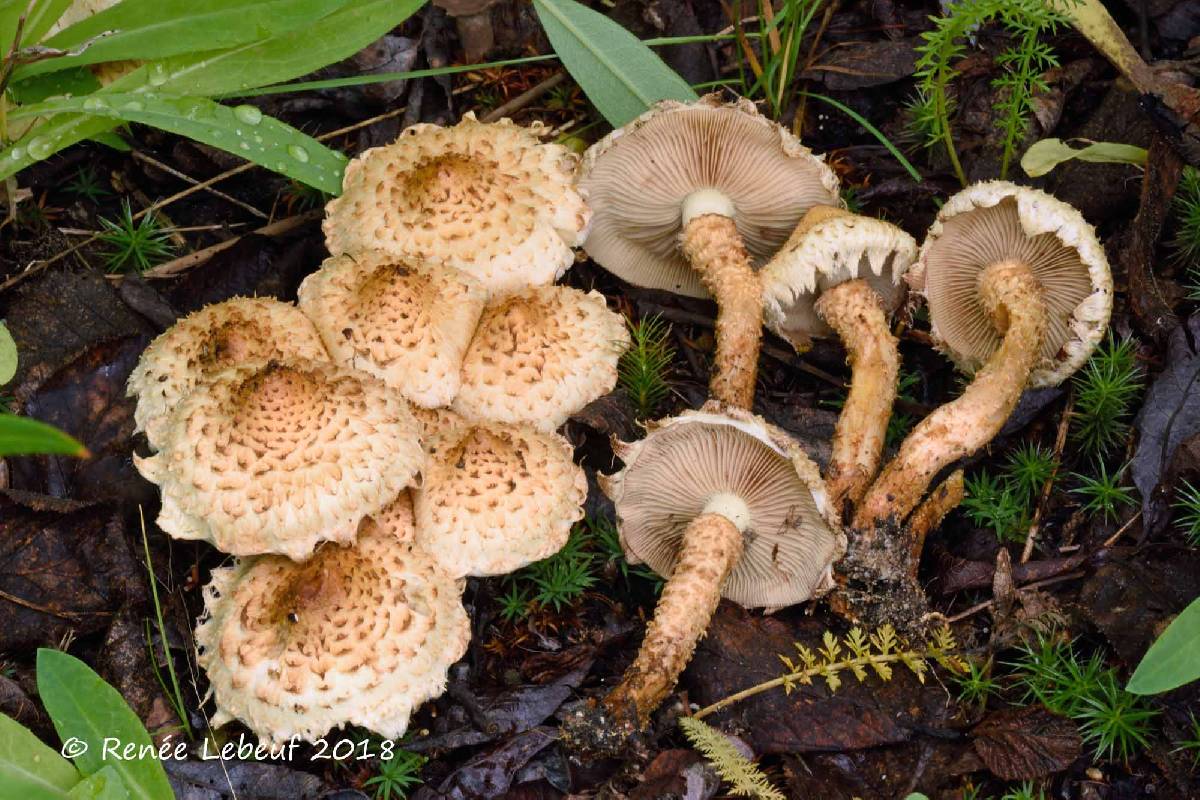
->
xmin=602 ymin=405 xmax=844 ymax=608
xmin=452 ymin=285 xmax=631 ymax=432
xmin=323 ymin=114 xmax=590 ymax=297
xmin=298 ymin=252 xmax=488 ymax=408
xmin=910 ymin=181 xmax=1112 ymax=387
xmin=413 ymin=421 xmax=587 ymax=578
xmin=762 ymin=211 xmax=917 ymax=346
xmin=135 ymin=359 xmax=424 ymax=560
xmin=195 ymin=504 xmax=469 ymax=745
xmin=578 ymin=94 xmax=841 ymax=297
xmin=126 ymin=296 xmax=329 ymax=450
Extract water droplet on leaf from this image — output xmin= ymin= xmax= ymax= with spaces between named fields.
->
xmin=233 ymin=105 xmax=263 ymax=126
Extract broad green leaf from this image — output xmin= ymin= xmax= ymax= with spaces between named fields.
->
xmin=0 ymin=414 xmax=89 ymax=457
xmin=17 ymin=0 xmax=353 ymax=80
xmin=1021 ymin=137 xmax=1147 ymax=177
xmin=532 ymin=0 xmax=696 ymax=127
xmin=1127 ymin=595 xmax=1200 ymax=694
xmin=36 ymin=650 xmax=172 ymax=800
xmin=10 ymin=68 xmax=103 ymax=104
xmin=0 ymin=320 xmax=15 ymax=384
xmin=67 ymin=766 xmax=131 ymax=799
xmin=0 ymin=712 xmax=81 ymax=798
xmin=10 ymin=93 xmax=347 ymax=192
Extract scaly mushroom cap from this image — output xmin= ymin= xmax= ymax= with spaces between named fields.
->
xmin=298 ymin=252 xmax=488 ymax=408
xmin=578 ymin=94 xmax=841 ymax=297
xmin=323 ymin=114 xmax=590 ymax=297
xmin=452 ymin=285 xmax=631 ymax=432
xmin=196 ymin=502 xmax=469 ymax=745
xmin=762 ymin=211 xmax=917 ymax=346
xmin=126 ymin=297 xmax=328 ymax=450
xmin=601 ymin=404 xmax=844 ymax=608
xmin=909 ymin=181 xmax=1112 ymax=387
xmin=413 ymin=421 xmax=587 ymax=578
xmin=136 ymin=359 xmax=424 ymax=560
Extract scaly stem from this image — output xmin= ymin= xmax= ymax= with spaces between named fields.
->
xmin=681 ymin=214 xmax=763 ymax=409
xmin=816 ymin=279 xmax=900 ymax=514
xmin=856 ymin=260 xmax=1047 ymax=531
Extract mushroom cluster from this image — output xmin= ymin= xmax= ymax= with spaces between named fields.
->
xmin=562 ymin=96 xmax=1111 ymax=753
xmin=127 ymin=114 xmax=630 ymax=744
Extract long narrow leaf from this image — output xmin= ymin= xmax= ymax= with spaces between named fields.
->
xmin=0 ymin=712 xmax=81 ymax=797
xmin=532 ymin=0 xmax=696 ymax=126
xmin=800 ymin=91 xmax=923 ymax=182
xmin=1127 ymin=596 xmax=1200 ymax=694
xmin=0 ymin=414 xmax=89 ymax=457
xmin=16 ymin=0 xmax=72 ymax=45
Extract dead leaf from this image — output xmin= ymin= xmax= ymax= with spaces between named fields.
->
xmin=165 ymin=760 xmax=329 ymax=799
xmin=972 ymin=705 xmax=1081 ymax=780
xmin=416 ymin=728 xmax=557 ymax=800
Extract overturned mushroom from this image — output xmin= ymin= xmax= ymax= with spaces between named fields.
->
xmin=413 ymin=419 xmax=587 ymax=578
xmin=452 ymin=284 xmax=631 ymax=433
xmin=136 ymin=359 xmax=423 ymax=560
xmin=298 ymin=251 xmax=488 ymax=408
xmin=324 ymin=114 xmax=590 ymax=297
xmin=126 ymin=296 xmax=329 ymax=450
xmin=579 ymin=95 xmax=841 ymax=408
xmin=561 ymin=405 xmax=843 ymax=751
xmin=761 ymin=207 xmax=918 ymax=510
xmin=196 ymin=493 xmax=469 ymax=745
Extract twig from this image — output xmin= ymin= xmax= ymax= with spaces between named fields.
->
xmin=480 ymin=71 xmax=565 ymax=123
xmin=1020 ymin=391 xmax=1074 ymax=563
xmin=945 ymin=570 xmax=1087 ymax=623
xmin=132 ymin=151 xmax=268 ymax=220
xmin=1102 ymin=509 xmax=1143 ymax=548
xmin=137 ymin=210 xmax=321 ymax=278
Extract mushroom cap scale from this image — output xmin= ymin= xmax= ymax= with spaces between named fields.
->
xmin=451 ymin=285 xmax=631 ymax=432
xmin=602 ymin=405 xmax=845 ymax=609
xmin=196 ymin=505 xmax=469 ymax=745
xmin=323 ymin=114 xmax=590 ymax=297
xmin=579 ymin=94 xmax=841 ymax=298
xmin=298 ymin=252 xmax=488 ymax=408
xmin=762 ymin=212 xmax=917 ymax=346
xmin=413 ymin=421 xmax=587 ymax=578
xmin=126 ymin=297 xmax=329 ymax=450
xmin=136 ymin=359 xmax=424 ymax=560
xmin=909 ymin=181 xmax=1111 ymax=387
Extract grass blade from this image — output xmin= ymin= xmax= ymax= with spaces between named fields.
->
xmin=800 ymin=91 xmax=922 ymax=182
xmin=0 ymin=414 xmax=89 ymax=457
xmin=1128 ymin=596 xmax=1200 ymax=694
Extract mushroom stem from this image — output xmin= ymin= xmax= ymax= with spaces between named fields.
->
xmin=601 ymin=499 xmax=747 ymax=733
xmin=907 ymin=468 xmax=965 ymax=577
xmin=680 ymin=214 xmax=764 ymax=409
xmin=855 ymin=260 xmax=1047 ymax=531
xmin=815 ymin=279 xmax=900 ymax=514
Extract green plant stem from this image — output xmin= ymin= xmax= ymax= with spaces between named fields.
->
xmin=937 ymin=84 xmax=967 ymax=186
xmin=139 ymin=506 xmax=193 ymax=740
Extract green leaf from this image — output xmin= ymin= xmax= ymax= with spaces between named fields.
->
xmin=13 ymin=0 xmax=73 ymax=46
xmin=1127 ymin=595 xmax=1200 ymax=694
xmin=18 ymin=0 xmax=353 ymax=80
xmin=67 ymin=766 xmax=131 ymax=800
xmin=10 ymin=93 xmax=347 ymax=192
xmin=532 ymin=0 xmax=696 ymax=127
xmin=10 ymin=67 xmax=103 ymax=104
xmin=36 ymin=650 xmax=171 ymax=800
xmin=1021 ymin=137 xmax=1147 ymax=177
xmin=0 ymin=712 xmax=81 ymax=798
xmin=0 ymin=414 xmax=88 ymax=457
xmin=0 ymin=320 xmax=15 ymax=384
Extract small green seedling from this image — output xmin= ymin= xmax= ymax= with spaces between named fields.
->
xmin=98 ymin=200 xmax=175 ymax=273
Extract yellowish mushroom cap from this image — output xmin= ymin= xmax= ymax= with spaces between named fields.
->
xmin=762 ymin=211 xmax=917 ymax=347
xmin=909 ymin=181 xmax=1112 ymax=387
xmin=298 ymin=252 xmax=488 ymax=408
xmin=601 ymin=404 xmax=845 ymax=608
xmin=195 ymin=501 xmax=469 ymax=745
xmin=452 ymin=285 xmax=631 ymax=432
xmin=413 ymin=421 xmax=587 ymax=578
xmin=135 ymin=359 xmax=424 ymax=560
xmin=126 ymin=297 xmax=329 ymax=450
xmin=323 ymin=114 xmax=590 ymax=297
xmin=578 ymin=95 xmax=841 ymax=297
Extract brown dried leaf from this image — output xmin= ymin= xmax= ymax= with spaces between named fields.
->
xmin=972 ymin=706 xmax=1081 ymax=780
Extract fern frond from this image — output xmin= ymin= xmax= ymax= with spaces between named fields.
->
xmin=679 ymin=717 xmax=786 ymax=800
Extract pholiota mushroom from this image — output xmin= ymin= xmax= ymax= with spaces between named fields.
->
xmin=579 ymin=95 xmax=841 ymax=408
xmin=451 ymin=284 xmax=631 ymax=433
xmin=196 ymin=492 xmax=470 ymax=745
xmin=323 ymin=114 xmax=590 ymax=297
xmin=760 ymin=206 xmax=918 ymax=511
xmin=298 ymin=251 xmax=488 ymax=408
xmin=413 ymin=417 xmax=588 ymax=578
xmin=561 ymin=404 xmax=843 ymax=751
xmin=135 ymin=359 xmax=424 ymax=560
xmin=126 ymin=296 xmax=329 ymax=450
xmin=856 ymin=181 xmax=1111 ymax=530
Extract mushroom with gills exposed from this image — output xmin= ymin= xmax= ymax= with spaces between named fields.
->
xmin=578 ymin=95 xmax=841 ymax=409
xmin=760 ymin=206 xmax=918 ymax=512
xmin=560 ymin=405 xmax=843 ymax=753
xmin=837 ymin=182 xmax=1111 ymax=632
